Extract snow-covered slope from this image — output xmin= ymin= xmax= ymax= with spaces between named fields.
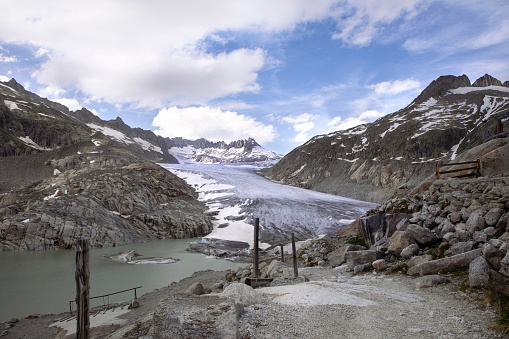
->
xmin=168 ymin=137 xmax=282 ymax=164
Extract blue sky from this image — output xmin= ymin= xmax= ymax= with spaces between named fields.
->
xmin=1 ymin=0 xmax=508 ymax=154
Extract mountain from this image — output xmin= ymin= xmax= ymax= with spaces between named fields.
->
xmin=0 ymin=79 xmax=176 ymax=163
xmin=166 ymin=137 xmax=282 ymax=163
xmin=262 ymin=74 xmax=509 ymax=203
xmin=0 ymin=79 xmax=212 ymax=250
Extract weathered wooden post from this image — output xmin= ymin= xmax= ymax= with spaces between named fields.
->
xmin=253 ymin=218 xmax=259 ymax=278
xmin=75 ymin=238 xmax=90 ymax=339
xmin=280 ymin=243 xmax=284 ymax=262
xmin=291 ymin=233 xmax=298 ymax=278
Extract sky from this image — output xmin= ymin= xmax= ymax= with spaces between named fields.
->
xmin=0 ymin=0 xmax=508 ymax=155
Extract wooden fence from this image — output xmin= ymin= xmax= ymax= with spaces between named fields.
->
xmin=435 ymin=159 xmax=481 ymax=179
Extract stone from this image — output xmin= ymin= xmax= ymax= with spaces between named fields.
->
xmin=484 ymin=226 xmax=497 ymax=237
xmin=128 ymin=299 xmax=140 ymax=309
xmin=406 ymin=224 xmax=438 ymax=246
xmin=482 ymin=243 xmax=506 ymax=270
xmin=222 ymin=282 xmax=268 ymax=306
xmin=185 ymin=282 xmax=206 ymax=295
xmin=327 ymin=244 xmax=366 ymax=267
xmin=354 ymin=263 xmax=372 ymax=274
xmin=408 ymin=249 xmax=482 ymax=276
xmin=395 ymin=218 xmax=409 ymax=231
xmin=473 ymin=231 xmax=487 ymax=243
xmin=484 ymin=208 xmax=504 ymax=226
xmin=449 ymin=241 xmax=475 ymax=256
xmin=345 ymin=250 xmax=383 ymax=270
xmin=466 ymin=212 xmax=486 ymax=234
xmin=401 ymin=244 xmax=419 ymax=259
xmin=388 ymin=231 xmax=416 ymax=256
xmin=500 ymin=251 xmax=509 ymax=277
xmin=372 ymin=259 xmax=387 ymax=271
xmin=407 ymin=254 xmax=433 ymax=268
xmin=438 ymin=220 xmax=456 ymax=237
xmin=496 ymin=213 xmax=509 ymax=233
xmin=488 ymin=269 xmax=509 ymax=298
xmin=415 ymin=275 xmax=450 ymax=288
xmin=456 ymin=229 xmax=471 ymax=242
xmin=447 ymin=211 xmax=463 ymax=224
xmin=370 ymin=237 xmax=389 ymax=252
xmin=469 ymin=256 xmax=491 ymax=287
xmin=358 ymin=214 xmax=386 ymax=248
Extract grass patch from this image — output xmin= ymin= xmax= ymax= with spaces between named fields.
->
xmin=488 ymin=294 xmax=509 ymax=335
xmin=346 ymin=236 xmax=366 ymax=247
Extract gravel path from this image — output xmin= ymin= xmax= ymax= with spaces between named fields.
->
xmin=238 ymin=267 xmax=500 ymax=339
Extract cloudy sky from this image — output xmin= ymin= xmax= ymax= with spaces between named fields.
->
xmin=1 ymin=0 xmax=508 ymax=154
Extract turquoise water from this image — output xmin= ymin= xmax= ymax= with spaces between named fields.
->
xmin=0 ymin=239 xmax=246 ymax=322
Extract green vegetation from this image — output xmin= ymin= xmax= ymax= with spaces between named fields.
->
xmin=346 ymin=236 xmax=366 ymax=247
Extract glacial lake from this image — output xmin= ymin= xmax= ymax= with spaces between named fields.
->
xmin=0 ymin=238 xmax=246 ymax=322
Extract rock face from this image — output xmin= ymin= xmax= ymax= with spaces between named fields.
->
xmin=262 ymin=73 xmax=509 ymax=203
xmin=472 ymin=74 xmax=503 ymax=87
xmin=0 ymin=147 xmax=213 ymax=251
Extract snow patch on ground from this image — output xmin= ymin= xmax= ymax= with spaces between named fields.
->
xmin=133 ymin=137 xmax=163 ymax=154
xmin=18 ymin=136 xmax=52 ymax=151
xmin=87 ymin=123 xmax=133 ymax=144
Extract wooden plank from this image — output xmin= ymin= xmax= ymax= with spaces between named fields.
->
xmin=292 ymin=233 xmax=298 ymax=278
xmin=439 ymin=166 xmax=478 ymax=175
xmin=253 ymin=218 xmax=259 ymax=279
xmin=75 ymin=238 xmax=90 ymax=339
xmin=436 ymin=160 xmax=479 ymax=167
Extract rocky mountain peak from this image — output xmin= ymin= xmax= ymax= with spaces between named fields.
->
xmin=472 ymin=73 xmax=502 ymax=87
xmin=413 ymin=74 xmax=471 ymax=104
xmin=5 ymin=78 xmax=26 ymax=92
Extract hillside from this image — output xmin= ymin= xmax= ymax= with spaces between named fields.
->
xmin=0 ymin=80 xmax=212 ymax=250
xmin=262 ymin=74 xmax=509 ymax=203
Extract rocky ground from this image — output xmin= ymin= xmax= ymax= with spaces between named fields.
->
xmin=0 ymin=263 xmax=503 ymax=338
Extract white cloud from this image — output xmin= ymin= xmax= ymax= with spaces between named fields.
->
xmin=0 ymin=54 xmax=17 ymax=63
xmin=90 ymin=108 xmax=99 ymax=116
xmin=35 ymin=48 xmax=49 ymax=58
xmin=51 ymin=98 xmax=82 ymax=111
xmin=332 ymin=0 xmax=426 ymax=46
xmin=152 ymin=106 xmax=276 ymax=145
xmin=0 ymin=0 xmax=338 ymax=107
xmin=328 ymin=110 xmax=383 ymax=131
xmin=0 ymin=75 xmax=10 ymax=82
xmin=280 ymin=113 xmax=317 ymax=142
xmin=367 ymin=78 xmax=420 ymax=95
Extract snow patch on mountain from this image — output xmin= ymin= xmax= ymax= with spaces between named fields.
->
xmin=449 ymin=86 xmax=509 ymax=94
xmin=87 ymin=123 xmax=163 ymax=154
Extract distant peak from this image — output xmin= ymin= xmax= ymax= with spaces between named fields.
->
xmin=413 ymin=74 xmax=471 ymax=104
xmin=472 ymin=74 xmax=502 ymax=87
xmin=5 ymin=78 xmax=26 ymax=92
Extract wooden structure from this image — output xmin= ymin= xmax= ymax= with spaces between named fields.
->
xmin=245 ymin=218 xmax=273 ymax=288
xmin=69 ymin=286 xmax=142 ymax=313
xmin=435 ymin=159 xmax=481 ymax=179
xmin=75 ymin=239 xmax=90 ymax=339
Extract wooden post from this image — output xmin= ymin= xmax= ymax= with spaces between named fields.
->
xmin=280 ymin=243 xmax=284 ymax=262
xmin=291 ymin=233 xmax=298 ymax=278
xmin=435 ymin=162 xmax=440 ymax=179
xmin=253 ymin=218 xmax=259 ymax=278
xmin=75 ymin=239 xmax=90 ymax=339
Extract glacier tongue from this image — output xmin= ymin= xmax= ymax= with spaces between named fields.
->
xmin=160 ymin=162 xmax=376 ymax=247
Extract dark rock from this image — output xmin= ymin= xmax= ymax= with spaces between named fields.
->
xmin=327 ymin=244 xmax=366 ymax=267
xmin=386 ymin=213 xmax=411 ymax=237
xmin=450 ymin=241 xmax=475 ymax=256
xmin=345 ymin=250 xmax=383 ymax=270
xmin=472 ymin=74 xmax=502 ymax=87
xmin=482 ymin=243 xmax=506 ymax=270
xmin=358 ymin=214 xmax=386 ymax=248
xmin=413 ymin=74 xmax=471 ymax=104
xmin=401 ymin=244 xmax=419 ymax=259
xmin=466 ymin=212 xmax=486 ymax=234
xmin=484 ymin=208 xmax=504 ymax=226
xmin=488 ymin=269 xmax=509 ymax=298
xmin=406 ymin=224 xmax=438 ymax=246
xmin=500 ymin=251 xmax=509 ymax=277
xmin=408 ymin=254 xmax=433 ymax=268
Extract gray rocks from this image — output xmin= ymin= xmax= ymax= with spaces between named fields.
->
xmin=485 ymin=208 xmax=504 ymax=226
xmin=469 ymin=257 xmax=491 ymax=287
xmin=408 ymin=254 xmax=432 ymax=268
xmin=222 ymin=283 xmax=267 ymax=306
xmin=414 ymin=275 xmax=450 ymax=288
xmin=500 ymin=251 xmax=509 ymax=277
xmin=406 ymin=224 xmax=438 ymax=246
xmin=345 ymin=250 xmax=383 ymax=270
xmin=327 ymin=244 xmax=366 ymax=267
xmin=408 ymin=249 xmax=482 ymax=276
xmin=185 ymin=282 xmax=206 ymax=295
xmin=482 ymin=243 xmax=506 ymax=270
xmin=466 ymin=212 xmax=486 ymax=234
xmin=449 ymin=241 xmax=475 ymax=256
xmin=401 ymin=244 xmax=419 ymax=259
xmin=372 ymin=259 xmax=387 ymax=271
xmin=388 ymin=231 xmax=416 ymax=256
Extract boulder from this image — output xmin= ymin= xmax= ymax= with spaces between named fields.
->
xmin=327 ymin=244 xmax=366 ymax=267
xmin=469 ymin=256 xmax=491 ymax=287
xmin=482 ymin=243 xmax=506 ymax=270
xmin=388 ymin=231 xmax=416 ymax=256
xmin=358 ymin=214 xmax=386 ymax=248
xmin=407 ymin=254 xmax=433 ymax=268
xmin=466 ymin=212 xmax=486 ymax=234
xmin=400 ymin=244 xmax=419 ymax=259
xmin=414 ymin=275 xmax=450 ymax=288
xmin=354 ymin=263 xmax=372 ymax=274
xmin=449 ymin=241 xmax=475 ymax=256
xmin=484 ymin=208 xmax=504 ymax=226
xmin=406 ymin=224 xmax=438 ymax=246
xmin=488 ymin=269 xmax=509 ymax=298
xmin=500 ymin=251 xmax=509 ymax=277
xmin=407 ymin=249 xmax=482 ymax=276
xmin=345 ymin=250 xmax=383 ymax=270
xmin=185 ymin=282 xmax=206 ymax=295
xmin=222 ymin=282 xmax=268 ymax=306
xmin=372 ymin=259 xmax=388 ymax=271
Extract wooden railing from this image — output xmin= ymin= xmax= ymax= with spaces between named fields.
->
xmin=435 ymin=159 xmax=481 ymax=179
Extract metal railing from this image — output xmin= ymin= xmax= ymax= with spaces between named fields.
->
xmin=69 ymin=286 xmax=142 ymax=313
